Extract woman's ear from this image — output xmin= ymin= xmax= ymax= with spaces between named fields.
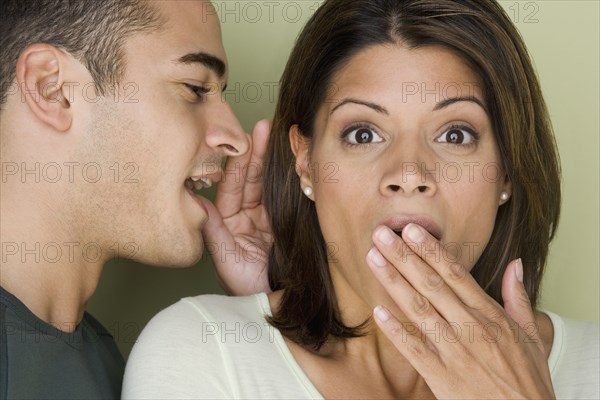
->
xmin=16 ymin=44 xmax=72 ymax=132
xmin=500 ymin=175 xmax=513 ymax=205
xmin=289 ymin=124 xmax=314 ymax=198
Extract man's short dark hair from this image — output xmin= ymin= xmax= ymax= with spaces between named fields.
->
xmin=0 ymin=0 xmax=164 ymax=106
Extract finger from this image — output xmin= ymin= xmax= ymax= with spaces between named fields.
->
xmin=371 ymin=226 xmax=465 ymax=322
xmin=200 ymin=197 xmax=271 ymax=295
xmin=501 ymin=259 xmax=539 ymax=341
xmin=215 ymin=119 xmax=271 ymax=218
xmin=373 ymin=305 xmax=442 ymax=376
xmin=366 ymin=246 xmax=451 ymax=341
xmin=399 ymin=223 xmax=491 ymax=310
xmin=215 ymin=136 xmax=252 ymax=219
xmin=199 ymin=197 xmax=231 ymax=261
xmin=199 ymin=197 xmax=238 ymax=290
xmin=242 ymin=119 xmax=271 ymax=207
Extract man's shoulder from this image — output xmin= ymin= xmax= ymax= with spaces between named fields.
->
xmin=0 ymin=288 xmax=124 ymax=400
xmin=0 ymin=287 xmax=29 ymax=324
xmin=81 ymin=311 xmax=115 ymax=338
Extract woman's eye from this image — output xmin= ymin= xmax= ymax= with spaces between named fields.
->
xmin=344 ymin=126 xmax=384 ymax=145
xmin=436 ymin=126 xmax=478 ymax=145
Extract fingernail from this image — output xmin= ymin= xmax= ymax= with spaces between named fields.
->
xmin=368 ymin=247 xmax=387 ymax=268
xmin=375 ymin=226 xmax=395 ymax=245
xmin=404 ymin=223 xmax=424 ymax=243
xmin=374 ymin=305 xmax=390 ymax=322
xmin=515 ymin=258 xmax=523 ymax=283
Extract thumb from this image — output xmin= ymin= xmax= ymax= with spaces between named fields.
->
xmin=501 ymin=258 xmax=536 ymax=334
xmin=200 ymin=197 xmax=271 ymax=296
xmin=199 ymin=197 xmax=236 ymax=284
xmin=200 ymin=196 xmax=231 ymax=260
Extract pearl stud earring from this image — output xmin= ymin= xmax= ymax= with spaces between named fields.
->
xmin=500 ymin=192 xmax=510 ymax=202
xmin=303 ymin=187 xmax=313 ymax=197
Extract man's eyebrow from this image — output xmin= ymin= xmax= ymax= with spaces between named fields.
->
xmin=330 ymin=98 xmax=389 ymax=116
xmin=174 ymin=52 xmax=226 ymax=78
xmin=433 ymin=96 xmax=487 ymax=112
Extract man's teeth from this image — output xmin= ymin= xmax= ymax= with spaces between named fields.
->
xmin=188 ymin=177 xmax=212 ymax=190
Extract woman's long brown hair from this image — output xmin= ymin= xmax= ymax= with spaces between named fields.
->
xmin=264 ymin=0 xmax=561 ymax=350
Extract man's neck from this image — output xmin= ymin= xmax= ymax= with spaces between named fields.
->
xmin=1 ymin=263 xmax=103 ymax=332
xmin=1 ymin=202 xmax=105 ymax=332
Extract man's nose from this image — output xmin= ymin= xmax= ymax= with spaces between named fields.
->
xmin=203 ymin=98 xmax=249 ymax=157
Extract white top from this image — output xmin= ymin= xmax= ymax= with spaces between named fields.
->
xmin=122 ymin=294 xmax=600 ymax=399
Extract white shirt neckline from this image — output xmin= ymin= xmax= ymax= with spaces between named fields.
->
xmin=255 ymin=293 xmax=564 ymax=394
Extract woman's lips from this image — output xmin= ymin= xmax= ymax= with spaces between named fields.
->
xmin=380 ymin=215 xmax=443 ymax=241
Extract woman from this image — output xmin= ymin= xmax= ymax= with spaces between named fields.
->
xmin=122 ymin=0 xmax=599 ymax=398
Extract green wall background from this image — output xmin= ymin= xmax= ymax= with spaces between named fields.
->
xmin=87 ymin=0 xmax=600 ymax=358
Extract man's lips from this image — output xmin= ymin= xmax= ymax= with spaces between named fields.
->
xmin=183 ymin=171 xmax=222 ymax=222
xmin=185 ymin=185 xmax=209 ymax=222
xmin=380 ymin=215 xmax=443 ymax=241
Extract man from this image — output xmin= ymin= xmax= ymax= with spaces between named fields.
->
xmin=0 ymin=0 xmax=270 ymax=398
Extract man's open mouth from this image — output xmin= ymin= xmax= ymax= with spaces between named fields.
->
xmin=185 ymin=176 xmax=213 ymax=194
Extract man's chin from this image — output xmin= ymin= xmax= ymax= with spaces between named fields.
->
xmin=171 ymin=245 xmax=205 ymax=268
xmin=141 ymin=242 xmax=205 ymax=268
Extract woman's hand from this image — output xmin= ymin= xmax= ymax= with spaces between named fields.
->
xmin=366 ymin=223 xmax=555 ymax=400
xmin=201 ymin=119 xmax=273 ymax=296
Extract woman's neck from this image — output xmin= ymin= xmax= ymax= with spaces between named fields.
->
xmin=268 ymin=286 xmax=434 ymax=399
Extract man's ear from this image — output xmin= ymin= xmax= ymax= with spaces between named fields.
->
xmin=289 ymin=124 xmax=314 ymax=192
xmin=16 ymin=44 xmax=72 ymax=131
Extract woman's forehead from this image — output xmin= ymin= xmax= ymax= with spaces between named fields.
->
xmin=318 ymin=44 xmax=486 ymax=119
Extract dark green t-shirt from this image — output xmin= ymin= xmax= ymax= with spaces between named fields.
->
xmin=0 ymin=287 xmax=124 ymax=399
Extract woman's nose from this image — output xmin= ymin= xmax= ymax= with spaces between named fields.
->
xmin=380 ymin=143 xmax=438 ymax=198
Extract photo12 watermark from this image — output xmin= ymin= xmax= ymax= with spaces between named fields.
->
xmin=3 ymin=320 xmax=142 ymax=345
xmin=201 ymin=321 xmax=277 ymax=344
xmin=205 ymin=1 xmax=324 ymax=24
xmin=1 ymin=241 xmax=139 ymax=264
xmin=1 ymin=81 xmax=140 ymax=105
xmin=1 ymin=161 xmax=140 ymax=184
xmin=399 ymin=320 xmax=541 ymax=345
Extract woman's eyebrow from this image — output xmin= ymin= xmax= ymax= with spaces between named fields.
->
xmin=330 ymin=98 xmax=389 ymax=116
xmin=330 ymin=96 xmax=486 ymax=116
xmin=433 ymin=96 xmax=487 ymax=112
